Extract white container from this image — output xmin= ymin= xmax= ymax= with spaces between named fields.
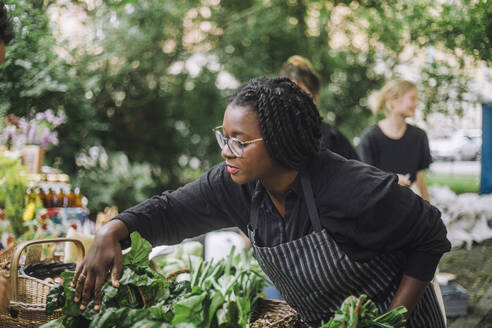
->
xmin=204 ymin=231 xmax=246 ymax=261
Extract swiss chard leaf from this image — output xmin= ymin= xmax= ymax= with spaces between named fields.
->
xmin=101 ymin=284 xmax=118 ymax=303
xmin=88 ymin=307 xmax=150 ymax=328
xmin=40 ymin=317 xmax=64 ymax=328
xmin=46 ymin=284 xmax=65 ymax=315
xmin=171 ymin=292 xmax=207 ymax=325
xmin=123 ymin=231 xmax=152 ymax=267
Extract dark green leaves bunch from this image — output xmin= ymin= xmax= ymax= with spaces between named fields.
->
xmin=321 ymin=294 xmax=407 ymax=328
xmin=42 ymin=232 xmax=267 ymax=328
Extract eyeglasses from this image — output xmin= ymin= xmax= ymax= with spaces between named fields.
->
xmin=213 ymin=126 xmax=263 ymax=158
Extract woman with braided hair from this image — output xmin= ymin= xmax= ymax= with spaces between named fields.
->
xmin=72 ymin=77 xmax=449 ymax=327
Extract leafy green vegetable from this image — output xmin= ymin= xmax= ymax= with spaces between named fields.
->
xmin=321 ymin=294 xmax=407 ymax=328
xmin=45 ymin=284 xmax=65 ymax=316
xmin=42 ymin=235 xmax=265 ymax=328
xmin=124 ymin=231 xmax=153 ymax=267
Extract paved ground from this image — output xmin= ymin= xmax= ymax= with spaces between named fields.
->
xmin=440 ymin=239 xmax=492 ymax=327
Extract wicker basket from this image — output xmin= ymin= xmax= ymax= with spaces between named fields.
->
xmin=0 ymin=242 xmax=16 ymax=274
xmin=251 ymin=298 xmax=310 ymax=328
xmin=0 ymin=238 xmax=85 ymax=328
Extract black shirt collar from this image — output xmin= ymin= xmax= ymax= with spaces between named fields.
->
xmin=252 ymin=172 xmax=302 ymax=212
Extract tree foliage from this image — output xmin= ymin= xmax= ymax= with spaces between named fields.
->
xmin=1 ymin=0 xmax=489 ymax=214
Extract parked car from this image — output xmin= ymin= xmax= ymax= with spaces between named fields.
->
xmin=429 ymin=129 xmax=482 ymax=161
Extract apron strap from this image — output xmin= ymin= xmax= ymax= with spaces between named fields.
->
xmin=300 ymin=169 xmax=322 ymax=232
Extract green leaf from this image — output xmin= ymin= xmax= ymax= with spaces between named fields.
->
xmin=171 ymin=292 xmax=207 ymax=325
xmin=207 ymin=290 xmax=225 ymax=327
xmin=101 ymin=284 xmax=118 ymax=303
xmin=133 ymin=320 xmax=173 ymax=328
xmin=123 ymin=232 xmax=152 ymax=267
xmin=45 ymin=284 xmax=65 ymax=315
xmin=216 ymin=300 xmax=239 ymax=327
xmin=119 ymin=267 xmax=154 ymax=286
xmin=39 ymin=317 xmax=64 ymax=328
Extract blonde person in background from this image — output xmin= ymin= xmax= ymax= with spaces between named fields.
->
xmin=357 ymin=79 xmax=447 ymax=325
xmin=357 ymin=79 xmax=432 ymax=201
xmin=0 ymin=0 xmax=15 ymax=312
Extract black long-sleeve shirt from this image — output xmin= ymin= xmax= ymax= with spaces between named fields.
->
xmin=321 ymin=122 xmax=360 ymax=161
xmin=115 ymin=151 xmax=450 ymax=282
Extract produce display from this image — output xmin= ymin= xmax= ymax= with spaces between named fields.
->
xmin=41 ymin=232 xmax=267 ymax=328
xmin=321 ymin=295 xmax=407 ymax=328
xmin=40 ymin=233 xmax=407 ymax=328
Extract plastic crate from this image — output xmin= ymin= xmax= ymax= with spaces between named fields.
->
xmin=440 ymin=283 xmax=469 ymax=317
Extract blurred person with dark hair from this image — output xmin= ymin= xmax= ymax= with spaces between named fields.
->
xmin=0 ymin=0 xmax=14 ymax=65
xmin=281 ymin=55 xmax=359 ymax=160
xmin=358 ymin=79 xmax=432 ymax=201
xmin=0 ymin=0 xmax=14 ymax=313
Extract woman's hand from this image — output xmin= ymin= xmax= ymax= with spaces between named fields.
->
xmin=71 ymin=220 xmax=128 ymax=311
xmin=0 ymin=274 xmax=8 ymax=313
xmin=396 ymin=174 xmax=411 ymax=186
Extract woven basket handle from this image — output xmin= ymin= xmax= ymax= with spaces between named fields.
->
xmin=165 ymin=268 xmax=190 ymax=280
xmin=9 ymin=238 xmax=85 ymax=301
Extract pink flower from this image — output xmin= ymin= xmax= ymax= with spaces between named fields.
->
xmin=0 ymin=109 xmax=65 ymax=148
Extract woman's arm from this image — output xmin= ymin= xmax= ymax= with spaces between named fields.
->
xmin=115 ymin=163 xmax=249 ymax=246
xmin=388 ymin=274 xmax=429 ymax=318
xmin=345 ymin=170 xmax=450 ymax=282
xmin=415 ymin=170 xmax=430 ymax=201
xmin=72 ymin=163 xmax=249 ymax=312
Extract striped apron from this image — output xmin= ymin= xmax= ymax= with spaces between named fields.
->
xmin=247 ymin=170 xmax=445 ymax=327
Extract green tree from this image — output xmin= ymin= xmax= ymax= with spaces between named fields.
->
xmin=0 ymin=0 xmax=99 ymax=173
xmin=1 ymin=0 xmax=488 ymax=215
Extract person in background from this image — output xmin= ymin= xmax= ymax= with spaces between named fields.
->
xmin=357 ymin=79 xmax=432 ymax=201
xmin=72 ymin=77 xmax=449 ymax=327
xmin=281 ymin=55 xmax=359 ymax=160
xmin=0 ymin=0 xmax=14 ymax=313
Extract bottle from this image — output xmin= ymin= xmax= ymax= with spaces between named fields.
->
xmin=58 ymin=174 xmax=70 ymax=207
xmin=47 ymin=174 xmax=59 ymax=208
xmin=67 ymin=187 xmax=76 ymax=208
xmin=46 ymin=187 xmax=56 ymax=208
xmin=74 ymin=187 xmax=82 ymax=208
xmin=39 ymin=174 xmax=49 ymax=208
xmin=56 ymin=186 xmax=65 ymax=207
